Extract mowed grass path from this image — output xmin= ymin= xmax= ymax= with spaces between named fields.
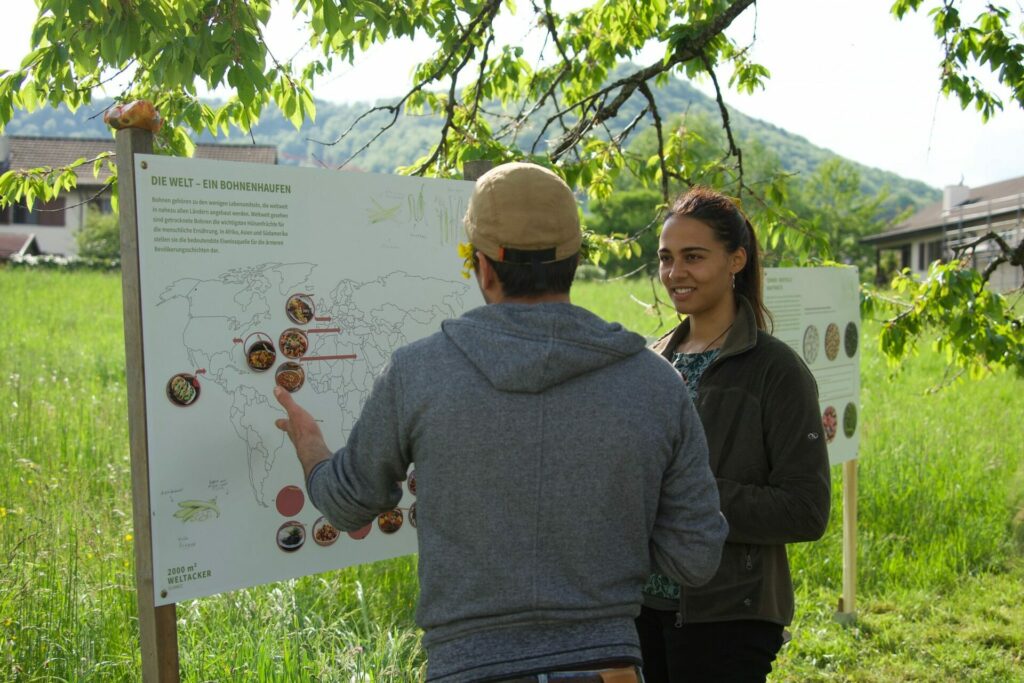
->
xmin=1 ymin=269 xmax=1021 ymax=681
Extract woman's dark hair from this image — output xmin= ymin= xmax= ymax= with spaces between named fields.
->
xmin=664 ymin=186 xmax=772 ymax=331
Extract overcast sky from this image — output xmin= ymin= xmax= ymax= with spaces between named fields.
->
xmin=2 ymin=0 xmax=1021 ymax=190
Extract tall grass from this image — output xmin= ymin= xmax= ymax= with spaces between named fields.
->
xmin=573 ymin=278 xmax=678 ymax=340
xmin=1 ymin=269 xmax=1021 ymax=681
xmin=0 ymin=270 xmax=424 ymax=681
xmin=1 ymin=269 xmax=138 ymax=679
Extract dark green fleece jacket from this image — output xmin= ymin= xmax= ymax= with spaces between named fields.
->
xmin=650 ymin=296 xmax=831 ymax=625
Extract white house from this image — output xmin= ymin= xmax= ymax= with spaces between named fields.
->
xmin=862 ymin=176 xmax=1024 ymax=292
xmin=0 ymin=135 xmax=277 ymax=255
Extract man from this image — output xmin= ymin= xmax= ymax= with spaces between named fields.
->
xmin=274 ymin=162 xmax=728 ymax=682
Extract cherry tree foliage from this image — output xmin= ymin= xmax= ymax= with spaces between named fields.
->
xmin=0 ymin=0 xmax=1020 ymax=379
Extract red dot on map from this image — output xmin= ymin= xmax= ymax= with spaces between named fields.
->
xmin=275 ymin=485 xmax=305 ymax=517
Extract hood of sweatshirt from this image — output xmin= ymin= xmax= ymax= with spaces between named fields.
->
xmin=441 ymin=302 xmax=648 ymax=393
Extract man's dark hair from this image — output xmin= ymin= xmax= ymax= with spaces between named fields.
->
xmin=481 ymin=251 xmax=579 ymax=298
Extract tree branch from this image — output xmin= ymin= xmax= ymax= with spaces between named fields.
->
xmin=412 ymin=80 xmax=461 ymax=175
xmin=547 ymin=0 xmax=756 ymax=160
xmin=638 ymin=81 xmax=669 ymax=202
xmin=980 ymin=253 xmax=1009 ymax=282
xmin=951 ymin=230 xmax=1024 ymax=283
xmin=35 ymin=182 xmax=115 ymax=213
xmin=538 ymin=0 xmax=573 ymax=65
xmin=412 ymin=30 xmax=489 ymax=175
xmin=702 ymin=52 xmax=744 ymax=194
xmin=310 ymin=0 xmax=504 ymax=168
xmin=952 ymin=230 xmax=1013 ymax=256
xmin=466 ymin=34 xmax=495 ymax=130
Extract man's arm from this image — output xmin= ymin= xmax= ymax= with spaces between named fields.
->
xmin=274 ymin=357 xmax=410 ymax=530
xmin=650 ymin=396 xmax=729 ymax=587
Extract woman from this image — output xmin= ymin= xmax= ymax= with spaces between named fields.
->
xmin=637 ymin=186 xmax=831 ymax=682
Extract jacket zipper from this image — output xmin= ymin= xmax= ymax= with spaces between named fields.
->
xmin=675 ymin=585 xmax=686 ymax=627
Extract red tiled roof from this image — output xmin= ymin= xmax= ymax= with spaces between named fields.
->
xmin=5 ymin=135 xmax=277 ymax=187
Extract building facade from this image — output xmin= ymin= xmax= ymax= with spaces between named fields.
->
xmin=862 ymin=176 xmax=1024 ymax=292
xmin=0 ymin=135 xmax=277 ymax=255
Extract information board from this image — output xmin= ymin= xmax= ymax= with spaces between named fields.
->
xmin=133 ymin=155 xmax=479 ymax=605
xmin=133 ymin=155 xmax=860 ymax=606
xmin=765 ymin=267 xmax=861 ymax=465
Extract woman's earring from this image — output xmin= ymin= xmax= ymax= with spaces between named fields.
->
xmin=731 ymin=273 xmax=736 ymax=290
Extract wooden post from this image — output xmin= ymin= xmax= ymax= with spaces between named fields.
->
xmin=117 ymin=127 xmax=181 ymax=681
xmin=835 ymin=458 xmax=858 ymax=624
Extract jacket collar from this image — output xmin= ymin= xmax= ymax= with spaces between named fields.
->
xmin=654 ymin=295 xmax=759 ymax=362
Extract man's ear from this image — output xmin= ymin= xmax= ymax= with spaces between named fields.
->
xmin=476 ymin=252 xmax=496 ymax=289
xmin=474 ymin=252 xmax=502 ymax=303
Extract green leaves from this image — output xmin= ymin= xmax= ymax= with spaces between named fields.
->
xmin=270 ymin=72 xmax=317 ymax=130
xmin=894 ymin=1 xmax=1024 ymax=119
xmin=1 ymin=0 xmax=1020 ymax=384
xmin=729 ymin=60 xmax=770 ymax=95
xmin=0 ymin=152 xmax=113 ymax=212
xmin=872 ymin=260 xmax=1024 ymax=385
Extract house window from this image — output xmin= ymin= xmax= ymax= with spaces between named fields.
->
xmin=0 ymin=203 xmax=9 ymax=224
xmin=11 ymin=197 xmax=66 ymax=226
xmin=926 ymin=240 xmax=944 ymax=264
xmin=12 ymin=202 xmax=35 ymax=224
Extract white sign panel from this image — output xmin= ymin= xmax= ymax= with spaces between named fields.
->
xmin=134 ymin=155 xmax=479 ymax=605
xmin=764 ymin=267 xmax=861 ymax=465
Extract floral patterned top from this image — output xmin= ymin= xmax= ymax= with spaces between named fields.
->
xmin=642 ymin=348 xmax=720 ymax=607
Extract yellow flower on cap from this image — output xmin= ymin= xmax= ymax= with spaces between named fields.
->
xmin=457 ymin=242 xmax=475 ymax=279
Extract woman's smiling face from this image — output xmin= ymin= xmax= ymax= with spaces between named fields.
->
xmin=658 ymin=214 xmax=746 ymax=318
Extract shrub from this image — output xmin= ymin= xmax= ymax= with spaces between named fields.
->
xmin=76 ymin=206 xmax=120 ymax=260
xmin=8 ymin=253 xmax=120 ymax=270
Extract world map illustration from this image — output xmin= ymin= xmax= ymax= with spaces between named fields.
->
xmin=156 ymin=262 xmax=473 ymax=507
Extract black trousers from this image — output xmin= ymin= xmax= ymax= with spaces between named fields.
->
xmin=635 ymin=606 xmax=784 ymax=683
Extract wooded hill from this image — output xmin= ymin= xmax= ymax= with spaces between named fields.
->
xmin=4 ymin=75 xmax=939 ymax=213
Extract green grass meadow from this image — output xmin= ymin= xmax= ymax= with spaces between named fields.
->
xmin=1 ymin=269 xmax=1022 ymax=681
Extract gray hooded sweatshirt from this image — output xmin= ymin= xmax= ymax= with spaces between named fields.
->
xmin=307 ymin=302 xmax=727 ymax=682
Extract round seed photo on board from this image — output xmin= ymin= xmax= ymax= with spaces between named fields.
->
xmin=244 ymin=333 xmax=276 ymax=372
xmin=844 ymin=321 xmax=859 ymax=358
xmin=843 ymin=402 xmax=858 ymax=438
xmin=285 ymin=293 xmax=315 ymax=325
xmin=276 ymin=521 xmax=305 ymax=553
xmin=275 ymin=362 xmax=305 ymax=393
xmin=166 ymin=373 xmax=200 ymax=406
xmin=378 ymin=508 xmax=404 ymax=534
xmin=822 ymin=406 xmax=838 ymax=443
xmin=802 ymin=325 xmax=819 ymax=364
xmin=825 ymin=323 xmax=841 ymax=361
xmin=312 ymin=517 xmax=340 ymax=547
